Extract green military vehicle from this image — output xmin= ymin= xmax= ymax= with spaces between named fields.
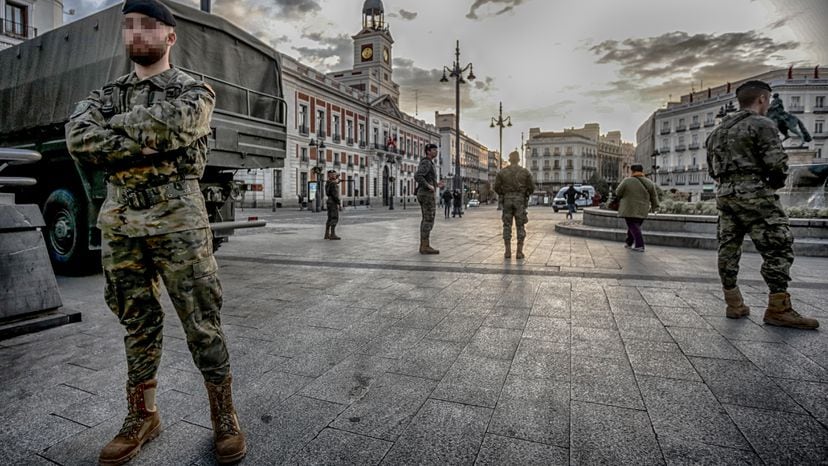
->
xmin=0 ymin=0 xmax=286 ymax=274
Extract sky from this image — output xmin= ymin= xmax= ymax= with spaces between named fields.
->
xmin=63 ymin=0 xmax=825 ymax=154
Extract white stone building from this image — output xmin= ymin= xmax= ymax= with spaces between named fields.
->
xmin=434 ymin=112 xmax=489 ymax=195
xmin=236 ymin=0 xmax=440 ymax=209
xmin=1 ymin=0 xmax=63 ymax=50
xmin=639 ymin=67 xmax=827 ymax=200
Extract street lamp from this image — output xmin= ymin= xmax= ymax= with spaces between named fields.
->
xmin=386 ymin=154 xmax=397 ymax=210
xmin=490 ymin=101 xmax=512 ymax=210
xmin=440 ymin=40 xmax=475 ymax=211
xmin=309 ymin=138 xmax=326 ymax=212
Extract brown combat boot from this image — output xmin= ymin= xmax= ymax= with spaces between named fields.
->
xmin=516 ymin=241 xmax=525 ymax=260
xmin=324 ymin=226 xmax=331 ymax=240
xmin=419 ymin=239 xmax=439 ymax=255
xmin=205 ymin=376 xmax=247 ymax=464
xmin=504 ymin=240 xmax=511 ymax=259
xmin=329 ymin=226 xmax=341 ymax=240
xmin=764 ymin=292 xmax=819 ymax=330
xmin=723 ymin=287 xmax=750 ymax=319
xmin=99 ymin=380 xmax=161 ymax=466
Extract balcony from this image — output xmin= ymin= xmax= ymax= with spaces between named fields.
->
xmin=553 ymin=152 xmax=561 ymax=157
xmin=543 ymin=152 xmax=552 ymax=158
xmin=813 ymin=131 xmax=828 ymax=139
xmin=689 ymin=143 xmax=700 ymax=150
xmin=660 ymin=128 xmax=671 ymax=135
xmin=789 ymin=105 xmax=804 ymax=114
xmin=689 ymin=122 xmax=701 ymax=130
xmin=675 ymin=144 xmax=687 ymax=152
xmin=659 ymin=146 xmax=671 ymax=153
xmin=333 ymin=159 xmax=341 ymax=167
xmin=676 ymin=125 xmax=687 ymax=132
xmin=346 ymin=137 xmax=354 ymax=146
xmin=359 ymin=141 xmax=367 ymax=149
xmin=298 ymin=125 xmax=309 ymax=136
xmin=704 ymin=120 xmax=715 ymax=127
xmin=316 ymin=130 xmax=326 ymax=139
xmin=543 ymin=166 xmax=551 ymax=171
xmin=332 ymin=134 xmax=341 ymax=144
xmin=347 ymin=162 xmax=354 ymax=169
xmin=814 ymin=106 xmax=828 ymax=114
xmin=1 ymin=19 xmax=37 ymax=40
xmin=300 ymin=155 xmax=309 ymax=163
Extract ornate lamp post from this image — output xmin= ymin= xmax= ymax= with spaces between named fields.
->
xmin=440 ymin=40 xmax=475 ymax=210
xmin=490 ymin=101 xmax=512 ymax=209
xmin=309 ymin=138 xmax=326 ymax=212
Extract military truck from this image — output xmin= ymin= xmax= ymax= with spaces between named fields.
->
xmin=0 ymin=0 xmax=286 ymax=274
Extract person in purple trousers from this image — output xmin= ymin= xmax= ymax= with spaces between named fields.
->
xmin=615 ymin=164 xmax=659 ymax=252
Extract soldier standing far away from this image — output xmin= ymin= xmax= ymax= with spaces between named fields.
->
xmin=325 ymin=170 xmax=342 ymax=240
xmin=415 ymin=143 xmax=445 ymax=254
xmin=494 ymin=151 xmax=535 ymax=259
xmin=706 ymin=80 xmax=818 ymax=329
xmin=64 ymin=1 xmax=247 ymax=464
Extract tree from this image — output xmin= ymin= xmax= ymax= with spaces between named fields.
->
xmin=587 ymin=172 xmax=610 ymax=199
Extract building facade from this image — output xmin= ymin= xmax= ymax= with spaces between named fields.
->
xmin=638 ymin=67 xmax=827 ymax=200
xmin=434 ymin=112 xmax=489 ymax=195
xmin=1 ymin=0 xmax=62 ymax=50
xmin=525 ymin=123 xmax=631 ymax=194
xmin=237 ymin=1 xmax=440 ymax=209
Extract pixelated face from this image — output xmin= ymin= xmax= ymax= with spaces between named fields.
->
xmin=122 ymin=13 xmax=175 ymax=66
xmin=426 ymin=147 xmax=438 ymax=159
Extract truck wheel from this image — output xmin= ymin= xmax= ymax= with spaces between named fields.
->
xmin=43 ymin=189 xmax=96 ymax=275
xmin=553 ymin=207 xmax=559 ymax=213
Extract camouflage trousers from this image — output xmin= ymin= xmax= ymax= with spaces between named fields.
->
xmin=326 ymin=201 xmax=339 ymax=227
xmin=717 ymin=194 xmax=794 ymax=293
xmin=102 ymin=228 xmax=230 ymax=386
xmin=502 ymin=195 xmax=528 ymax=241
xmin=417 ymin=191 xmax=436 ymax=240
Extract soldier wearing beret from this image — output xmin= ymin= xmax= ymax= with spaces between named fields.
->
xmin=65 ymin=1 xmax=246 ymax=464
xmin=706 ymin=80 xmax=819 ymax=330
xmin=325 ymin=170 xmax=342 ymax=239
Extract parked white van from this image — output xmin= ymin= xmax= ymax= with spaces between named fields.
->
xmin=552 ymin=185 xmax=596 ymax=212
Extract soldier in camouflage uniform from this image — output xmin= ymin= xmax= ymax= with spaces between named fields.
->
xmin=706 ymin=80 xmax=818 ymax=330
xmin=494 ymin=151 xmax=535 ymax=259
xmin=65 ymin=1 xmax=247 ymax=464
xmin=415 ymin=143 xmax=444 ymax=254
xmin=325 ymin=170 xmax=342 ymax=240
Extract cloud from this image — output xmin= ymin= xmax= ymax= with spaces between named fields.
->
xmin=399 ymin=9 xmax=418 ymax=20
xmin=466 ymin=0 xmax=527 ymax=20
xmin=587 ymin=30 xmax=799 ymax=105
xmin=292 ymin=31 xmax=353 ymax=71
xmin=392 ymin=57 xmax=495 ymax=116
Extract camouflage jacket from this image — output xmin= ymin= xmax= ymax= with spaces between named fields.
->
xmin=326 ymin=180 xmax=341 ymax=205
xmin=705 ymin=109 xmax=788 ymax=198
xmin=414 ymin=157 xmax=437 ymax=193
xmin=494 ymin=165 xmax=535 ymax=197
xmin=65 ymin=67 xmax=216 ymax=237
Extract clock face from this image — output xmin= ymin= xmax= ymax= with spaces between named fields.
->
xmin=361 ymin=45 xmax=374 ymax=61
xmin=383 ymin=47 xmax=390 ymax=63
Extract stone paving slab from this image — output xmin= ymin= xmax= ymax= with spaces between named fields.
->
xmin=2 ymin=206 xmax=828 ymax=464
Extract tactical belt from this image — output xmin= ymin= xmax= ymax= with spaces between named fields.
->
xmin=113 ymin=179 xmax=200 ymax=210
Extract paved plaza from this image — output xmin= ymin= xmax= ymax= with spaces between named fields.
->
xmin=2 ymin=205 xmax=828 ymax=465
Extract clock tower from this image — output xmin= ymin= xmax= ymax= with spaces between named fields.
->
xmin=331 ymin=0 xmax=399 ymax=102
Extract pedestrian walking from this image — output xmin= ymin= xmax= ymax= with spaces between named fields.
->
xmin=441 ymin=189 xmax=453 ymax=218
xmin=615 ymin=164 xmax=659 ymax=252
xmin=415 ymin=143 xmax=444 ymax=254
xmin=706 ymin=80 xmax=818 ymax=329
xmin=452 ymin=189 xmax=463 ymax=218
xmin=564 ymin=184 xmax=584 ymax=220
xmin=494 ymin=151 xmax=535 ymax=259
xmin=64 ymin=1 xmax=245 ymax=463
xmin=324 ymin=170 xmax=342 ymax=240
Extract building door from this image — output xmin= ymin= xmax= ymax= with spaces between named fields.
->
xmin=382 ymin=166 xmax=390 ymax=206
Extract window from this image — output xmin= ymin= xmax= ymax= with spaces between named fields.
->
xmin=346 ymin=120 xmax=353 ymax=142
xmin=817 ymin=96 xmax=826 ymax=109
xmin=300 ymin=172 xmax=308 ymax=196
xmin=273 ymin=170 xmax=283 ymax=197
xmin=298 ymin=104 xmax=308 ymax=134
xmin=5 ymin=2 xmax=27 ymax=38
xmin=300 ymin=147 xmax=308 ymax=161
xmin=347 ymin=176 xmax=353 ymax=196
xmin=316 ymin=109 xmax=325 ymax=136
xmin=332 ymin=114 xmax=340 ymax=138
xmin=532 ymin=148 xmax=538 ymax=157
xmin=691 ymin=115 xmax=699 ymax=126
xmin=816 ymin=120 xmax=825 ymax=134
xmin=816 ymin=145 xmax=823 ymax=159
xmin=678 ymin=118 xmax=685 ymax=127
xmin=662 ymin=121 xmax=670 ymax=132
xmin=372 ymin=127 xmax=379 ymax=144
xmin=705 ymin=112 xmax=714 ymax=124
xmin=373 ymin=178 xmax=378 ymax=197
xmin=359 ymin=123 xmax=366 ymax=143
xmin=790 ymin=96 xmax=802 ymax=108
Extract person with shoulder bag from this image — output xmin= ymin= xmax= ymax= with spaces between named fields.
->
xmin=614 ymin=164 xmax=659 ymax=252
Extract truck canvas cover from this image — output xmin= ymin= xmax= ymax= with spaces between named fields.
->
xmin=0 ymin=0 xmax=286 ymax=145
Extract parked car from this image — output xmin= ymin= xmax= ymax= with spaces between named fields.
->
xmin=552 ymin=185 xmax=596 ymax=212
xmin=467 ymin=199 xmax=480 ymax=207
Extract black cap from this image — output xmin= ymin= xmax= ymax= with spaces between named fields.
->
xmin=122 ymin=0 xmax=177 ymax=27
xmin=424 ymin=143 xmax=438 ymax=152
xmin=735 ymin=80 xmax=772 ymax=95
xmin=327 ymin=170 xmax=338 ymax=175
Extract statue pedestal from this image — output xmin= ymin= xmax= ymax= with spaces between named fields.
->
xmin=786 ymin=149 xmax=817 ymax=165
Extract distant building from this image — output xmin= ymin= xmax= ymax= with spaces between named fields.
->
xmin=526 ymin=123 xmax=632 ymax=194
xmin=434 ymin=111 xmax=489 ymax=193
xmin=1 ymin=0 xmax=63 ymax=50
xmin=637 ymin=66 xmax=826 ymax=200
